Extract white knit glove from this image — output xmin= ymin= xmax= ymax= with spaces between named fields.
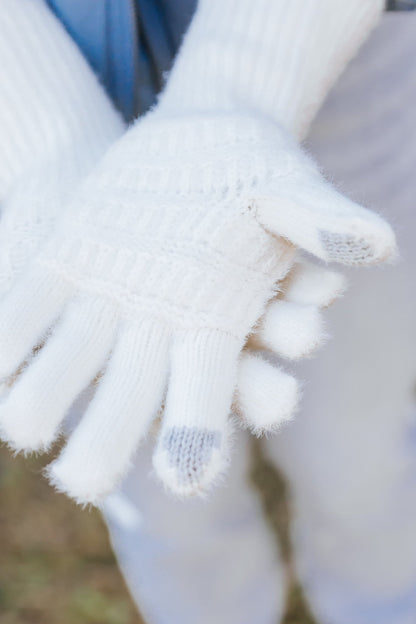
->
xmin=0 ymin=16 xmax=329 ymax=499
xmin=0 ymin=0 xmax=395 ymax=504
xmin=0 ymin=1 xmax=334 ymax=479
xmin=0 ymin=109 xmax=392 ymax=503
xmin=238 ymin=256 xmax=345 ymax=433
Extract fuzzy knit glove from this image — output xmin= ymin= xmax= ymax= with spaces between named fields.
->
xmin=237 ymin=256 xmax=346 ymax=433
xmin=0 ymin=0 xmax=336 ymax=478
xmin=0 ymin=114 xmax=393 ymax=503
xmin=0 ymin=0 xmax=395 ymax=504
xmin=0 ymin=0 xmax=341 ymax=500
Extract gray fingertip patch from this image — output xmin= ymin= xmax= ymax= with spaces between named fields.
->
xmin=320 ymin=230 xmax=375 ymax=265
xmin=162 ymin=426 xmax=222 ymax=486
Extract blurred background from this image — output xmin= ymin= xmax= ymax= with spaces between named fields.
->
xmin=0 ymin=443 xmax=315 ymax=624
xmin=0 ymin=445 xmax=143 ymax=624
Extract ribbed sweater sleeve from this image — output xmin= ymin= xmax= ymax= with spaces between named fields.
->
xmin=0 ymin=0 xmax=124 ymax=197
xmin=158 ymin=0 xmax=384 ymax=138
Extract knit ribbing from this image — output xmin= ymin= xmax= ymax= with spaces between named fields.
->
xmin=0 ymin=0 xmax=125 ymax=294
xmin=158 ymin=0 xmax=384 ymax=138
xmin=0 ymin=0 xmax=124 ymax=195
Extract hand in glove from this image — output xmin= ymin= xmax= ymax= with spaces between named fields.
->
xmin=0 ymin=0 xmax=394 ymax=503
xmin=0 ymin=110 xmax=393 ymax=503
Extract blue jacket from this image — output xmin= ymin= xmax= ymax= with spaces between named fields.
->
xmin=46 ymin=0 xmax=416 ymax=120
xmin=46 ymin=0 xmax=196 ymax=121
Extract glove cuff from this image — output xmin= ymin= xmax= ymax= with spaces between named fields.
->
xmin=158 ymin=0 xmax=384 ymax=138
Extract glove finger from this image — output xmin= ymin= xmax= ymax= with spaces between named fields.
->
xmin=0 ymin=297 xmax=117 ymax=452
xmin=47 ymin=320 xmax=170 ymax=505
xmin=0 ymin=266 xmax=71 ymax=378
xmin=249 ymin=300 xmax=326 ymax=360
xmin=247 ymin=260 xmax=345 ymax=358
xmin=255 ymin=176 xmax=397 ymax=265
xmin=282 ymin=258 xmax=347 ymax=308
xmin=236 ymin=352 xmax=299 ymax=434
xmin=153 ymin=329 xmax=240 ymax=498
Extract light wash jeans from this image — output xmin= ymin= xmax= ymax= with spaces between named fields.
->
xmin=103 ymin=12 xmax=416 ymax=624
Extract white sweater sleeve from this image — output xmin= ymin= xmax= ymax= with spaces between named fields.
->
xmin=0 ymin=0 xmax=124 ymax=294
xmin=0 ymin=0 xmax=124 ymax=197
xmin=158 ymin=0 xmax=384 ymax=138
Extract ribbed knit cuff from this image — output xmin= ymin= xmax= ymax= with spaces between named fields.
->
xmin=158 ymin=0 xmax=384 ymax=138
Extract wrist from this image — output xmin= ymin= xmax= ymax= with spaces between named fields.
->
xmin=157 ymin=0 xmax=383 ymax=138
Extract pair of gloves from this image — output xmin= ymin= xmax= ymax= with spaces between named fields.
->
xmin=0 ymin=0 xmax=393 ymax=504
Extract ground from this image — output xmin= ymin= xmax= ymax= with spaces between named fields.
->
xmin=0 ymin=446 xmax=143 ymax=624
xmin=0 ymin=441 xmax=316 ymax=624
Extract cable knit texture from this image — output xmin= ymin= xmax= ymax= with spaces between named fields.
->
xmin=37 ymin=114 xmax=297 ymax=337
xmin=0 ymin=1 xmax=313 ymax=500
xmin=0 ymin=0 xmax=396 ymax=504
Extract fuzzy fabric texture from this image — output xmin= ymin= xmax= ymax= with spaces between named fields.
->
xmin=0 ymin=0 xmax=395 ymax=505
xmin=0 ymin=109 xmax=392 ymax=505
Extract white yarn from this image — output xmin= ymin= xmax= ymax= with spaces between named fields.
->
xmin=283 ymin=259 xmax=347 ymax=308
xmin=0 ymin=0 xmax=396 ymax=503
xmin=239 ymin=257 xmax=345 ymax=435
xmin=254 ymin=300 xmax=327 ymax=361
xmin=236 ymin=352 xmax=300 ymax=434
xmin=158 ymin=0 xmax=385 ymax=140
xmin=0 ymin=0 xmax=125 ymax=294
